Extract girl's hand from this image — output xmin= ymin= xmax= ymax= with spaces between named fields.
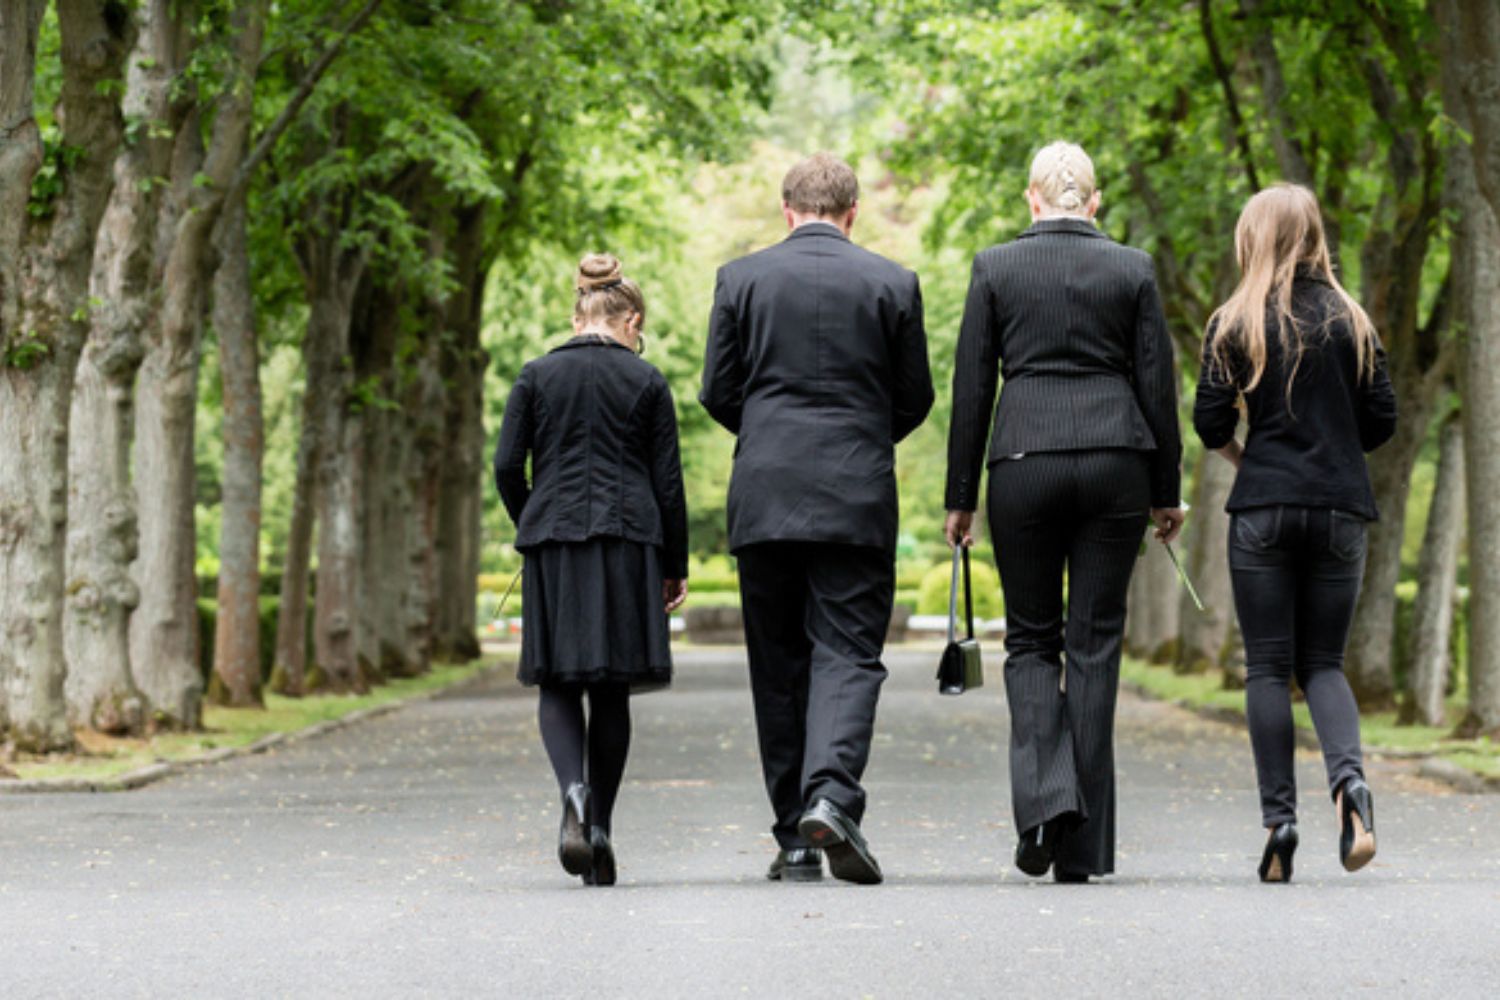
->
xmin=663 ymin=578 xmax=688 ymax=613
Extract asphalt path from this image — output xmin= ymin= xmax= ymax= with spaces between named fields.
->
xmin=3 ymin=647 xmax=1498 ymax=998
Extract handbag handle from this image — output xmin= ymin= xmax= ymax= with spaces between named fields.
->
xmin=947 ymin=545 xmax=976 ymax=643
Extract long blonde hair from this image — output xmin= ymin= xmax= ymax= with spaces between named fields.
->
xmin=1206 ymin=184 xmax=1377 ymax=393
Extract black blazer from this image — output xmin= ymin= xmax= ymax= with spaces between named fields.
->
xmin=494 ymin=337 xmax=688 ymax=578
xmin=945 ymin=218 xmax=1182 ymax=510
xmin=700 ymin=222 xmax=934 ymax=552
xmin=1193 ymin=272 xmax=1397 ymax=519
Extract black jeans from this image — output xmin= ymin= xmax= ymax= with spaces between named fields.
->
xmin=988 ymin=449 xmax=1150 ymax=876
xmin=1228 ymin=505 xmax=1367 ymax=827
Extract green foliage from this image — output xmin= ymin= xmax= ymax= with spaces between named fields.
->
xmin=2 ymin=331 xmax=51 ymax=370
xmin=915 ymin=557 xmax=1003 ymax=619
xmin=26 ymin=126 xmax=84 ymax=219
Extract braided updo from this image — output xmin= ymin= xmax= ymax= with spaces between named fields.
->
xmin=1029 ymin=141 xmax=1096 ymax=214
xmin=574 ymin=252 xmax=646 ymax=328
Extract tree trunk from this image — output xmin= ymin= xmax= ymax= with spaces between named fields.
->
xmin=1344 ymin=358 xmax=1437 ymax=708
xmin=1126 ymin=540 xmax=1180 ymax=664
xmin=270 ymin=382 xmax=317 ymax=696
xmin=1404 ymin=411 xmax=1464 ymax=727
xmin=129 ymin=295 xmax=204 ymax=725
xmin=1175 ymin=448 xmax=1236 ymax=674
xmin=432 ymin=213 xmax=487 ymax=662
xmin=307 ymin=279 xmax=368 ymax=693
xmin=64 ymin=0 xmax=188 ymax=734
xmin=1438 ymin=0 xmax=1500 ymax=737
xmin=0 ymin=0 xmax=132 ymax=751
xmin=405 ymin=346 xmax=446 ymax=674
xmin=208 ymin=193 xmax=264 ymax=707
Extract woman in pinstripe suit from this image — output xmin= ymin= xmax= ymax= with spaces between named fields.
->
xmin=944 ymin=143 xmax=1185 ymax=883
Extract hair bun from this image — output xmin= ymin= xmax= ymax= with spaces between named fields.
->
xmin=576 ymin=253 xmax=624 ymax=294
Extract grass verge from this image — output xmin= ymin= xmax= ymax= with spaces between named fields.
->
xmin=1121 ymin=656 xmax=1499 ymax=781
xmin=8 ymin=656 xmax=505 ymax=783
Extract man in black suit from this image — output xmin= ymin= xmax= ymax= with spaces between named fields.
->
xmin=700 ymin=153 xmax=933 ymax=885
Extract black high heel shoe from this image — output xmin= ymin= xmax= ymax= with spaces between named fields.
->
xmin=1338 ymin=778 xmax=1377 ymax=872
xmin=583 ymin=827 xmax=616 ymax=886
xmin=558 ymin=783 xmax=592 ymax=876
xmin=1258 ymin=822 xmax=1298 ymax=883
xmin=1015 ymin=817 xmax=1064 ymax=878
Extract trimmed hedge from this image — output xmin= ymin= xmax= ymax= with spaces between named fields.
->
xmin=915 ymin=557 xmax=1004 ymax=619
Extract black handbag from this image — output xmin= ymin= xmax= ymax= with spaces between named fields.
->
xmin=936 ymin=544 xmax=984 ymax=695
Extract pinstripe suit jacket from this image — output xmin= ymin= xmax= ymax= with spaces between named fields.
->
xmin=944 ymin=218 xmax=1181 ymax=511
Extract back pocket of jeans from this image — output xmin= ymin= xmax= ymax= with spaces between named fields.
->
xmin=1327 ymin=509 xmax=1367 ymax=562
xmin=1232 ymin=507 xmax=1280 ymax=552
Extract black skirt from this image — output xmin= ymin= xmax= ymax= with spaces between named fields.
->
xmin=518 ymin=538 xmax=672 ymax=692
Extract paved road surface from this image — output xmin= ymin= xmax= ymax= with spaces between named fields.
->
xmin=3 ymin=648 xmax=1498 ymax=998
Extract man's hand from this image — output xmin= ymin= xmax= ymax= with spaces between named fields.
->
xmin=944 ymin=510 xmax=975 ymax=548
xmin=1150 ymin=507 xmax=1187 ymax=545
xmin=663 ymin=578 xmax=688 ymax=613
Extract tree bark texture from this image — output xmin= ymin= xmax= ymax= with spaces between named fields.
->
xmin=299 ymin=229 xmax=369 ymax=693
xmin=1175 ymin=448 xmax=1236 ymax=674
xmin=432 ymin=209 xmax=487 ymax=662
xmin=1438 ymin=0 xmax=1500 ymax=737
xmin=208 ymin=192 xmax=264 ymax=707
xmin=64 ymin=0 xmax=191 ymax=734
xmin=270 ymin=377 xmax=317 ymax=696
xmin=1126 ymin=540 xmax=1180 ymax=664
xmin=1405 ymin=411 xmax=1464 ymax=727
xmin=130 ymin=0 xmax=267 ymax=726
xmin=0 ymin=1 xmax=132 ymax=750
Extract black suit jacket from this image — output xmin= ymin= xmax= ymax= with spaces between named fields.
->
xmin=700 ymin=222 xmax=934 ymax=552
xmin=494 ymin=337 xmax=688 ymax=578
xmin=945 ymin=218 xmax=1182 ymax=510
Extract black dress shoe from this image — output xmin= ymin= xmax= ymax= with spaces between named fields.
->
xmin=558 ymin=782 xmax=592 ymax=876
xmin=1258 ymin=821 xmax=1299 ymax=883
xmin=583 ymin=826 xmax=616 ymax=886
xmin=767 ymin=847 xmax=823 ymax=882
xmin=1337 ymin=778 xmax=1376 ymax=872
xmin=1052 ymin=868 xmax=1091 ymax=884
xmin=797 ymin=799 xmax=882 ymax=885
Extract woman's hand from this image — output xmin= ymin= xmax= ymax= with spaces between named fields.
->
xmin=1150 ymin=507 xmax=1187 ymax=545
xmin=663 ymin=578 xmax=688 ymax=613
xmin=944 ymin=510 xmax=975 ymax=548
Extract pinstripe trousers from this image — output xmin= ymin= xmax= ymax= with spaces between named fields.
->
xmin=988 ymin=449 xmax=1150 ymax=877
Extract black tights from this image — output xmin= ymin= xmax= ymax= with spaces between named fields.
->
xmin=537 ymin=683 xmax=632 ymax=834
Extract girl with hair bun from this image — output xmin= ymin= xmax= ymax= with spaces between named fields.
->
xmin=494 ymin=252 xmax=689 ymax=886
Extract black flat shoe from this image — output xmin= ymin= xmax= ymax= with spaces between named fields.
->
xmin=558 ymin=782 xmax=592 ymax=876
xmin=767 ymin=847 xmax=824 ymax=882
xmin=797 ymin=799 xmax=882 ymax=885
xmin=1258 ymin=822 xmax=1299 ymax=883
xmin=1052 ymin=868 xmax=1090 ymax=884
xmin=584 ymin=826 xmax=616 ymax=886
xmin=1015 ymin=820 xmax=1059 ymax=878
xmin=1338 ymin=779 xmax=1376 ymax=872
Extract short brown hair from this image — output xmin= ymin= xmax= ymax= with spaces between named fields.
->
xmin=781 ymin=152 xmax=859 ymax=217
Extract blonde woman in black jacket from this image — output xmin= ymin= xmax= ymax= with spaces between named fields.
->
xmin=494 ymin=253 xmax=689 ymax=886
xmin=1194 ymin=184 xmax=1396 ymax=883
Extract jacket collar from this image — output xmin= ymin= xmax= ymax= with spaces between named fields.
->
xmin=551 ymin=334 xmax=634 ymax=354
xmin=1017 ymin=217 xmax=1107 ymax=240
xmin=784 ymin=220 xmax=850 ymax=243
